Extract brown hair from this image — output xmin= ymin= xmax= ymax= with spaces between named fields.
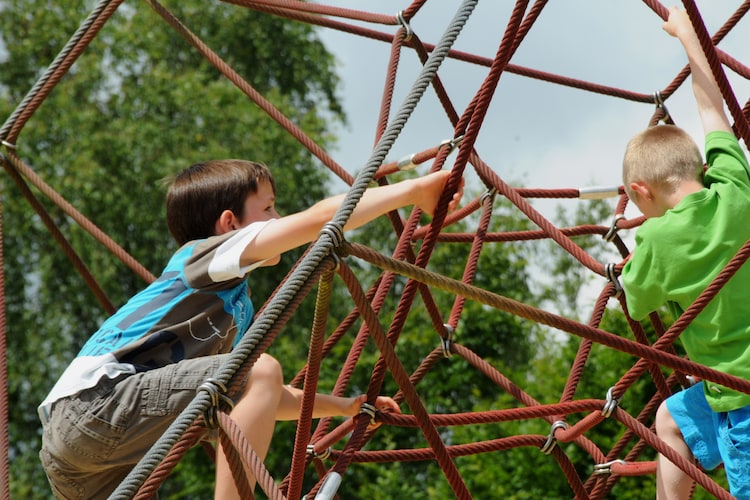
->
xmin=166 ymin=160 xmax=275 ymax=245
xmin=622 ymin=124 xmax=703 ymax=199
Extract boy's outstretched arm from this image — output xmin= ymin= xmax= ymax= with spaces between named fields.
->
xmin=241 ymin=170 xmax=463 ymax=265
xmin=663 ymin=6 xmax=732 ymax=135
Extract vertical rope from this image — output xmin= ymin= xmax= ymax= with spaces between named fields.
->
xmin=0 ymin=169 xmax=9 ymax=500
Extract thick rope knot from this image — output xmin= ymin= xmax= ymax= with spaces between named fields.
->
xmin=196 ymin=377 xmax=235 ymax=429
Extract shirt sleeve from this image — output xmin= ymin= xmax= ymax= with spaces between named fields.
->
xmin=704 ymin=131 xmax=750 ymax=188
xmin=183 ymin=220 xmax=275 ymax=287
xmin=206 ymin=220 xmax=275 ymax=281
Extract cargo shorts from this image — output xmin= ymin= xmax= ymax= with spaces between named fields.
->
xmin=39 ymin=354 xmax=233 ymax=499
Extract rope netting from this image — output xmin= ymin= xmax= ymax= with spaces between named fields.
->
xmin=3 ymin=1 xmax=750 ymax=498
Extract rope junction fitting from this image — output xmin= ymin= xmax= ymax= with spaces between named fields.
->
xmin=305 ymin=472 xmax=342 ymax=500
xmin=196 ymin=378 xmax=235 ymax=429
xmin=578 ymin=186 xmax=620 ymax=200
xmin=306 ymin=444 xmax=331 ymax=460
xmin=601 ymin=387 xmax=619 ymax=418
xmin=441 ymin=323 xmax=454 ymax=358
xmin=604 ymin=214 xmax=626 ymax=242
xmin=397 ymin=135 xmax=463 ymax=170
xmin=359 ymin=402 xmax=378 ymax=426
xmin=479 ymin=187 xmax=496 ymax=205
xmin=653 ymin=90 xmax=671 ymax=124
xmin=319 ymin=221 xmax=345 ymax=248
xmin=593 ymin=459 xmax=627 ymax=476
xmin=541 ymin=420 xmax=569 ymax=455
xmin=395 ymin=10 xmax=413 ymax=40
xmin=605 ymin=262 xmax=623 ymax=298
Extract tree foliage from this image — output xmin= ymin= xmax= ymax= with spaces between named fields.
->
xmin=1 ymin=2 xmax=674 ymax=498
xmin=1 ymin=1 xmax=340 ymax=496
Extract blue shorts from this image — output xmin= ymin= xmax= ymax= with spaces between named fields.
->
xmin=666 ymin=382 xmax=750 ymax=497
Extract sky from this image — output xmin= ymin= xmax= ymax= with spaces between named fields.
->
xmin=312 ymin=1 xmax=750 ymax=313
xmin=315 ymin=1 xmax=748 ymax=210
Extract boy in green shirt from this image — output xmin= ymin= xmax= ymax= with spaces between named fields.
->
xmin=621 ymin=7 xmax=750 ymax=498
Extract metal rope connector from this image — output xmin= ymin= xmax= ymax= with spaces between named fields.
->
xmin=593 ymin=459 xmax=626 ymax=476
xmin=397 ymin=135 xmax=464 ymax=171
xmin=605 ymin=262 xmax=623 ymax=298
xmin=603 ymin=214 xmax=625 ymax=242
xmin=319 ymin=221 xmax=345 ymax=248
xmin=311 ymin=472 xmax=343 ymax=500
xmin=359 ymin=402 xmax=378 ymax=426
xmin=396 ymin=10 xmax=413 ymax=41
xmin=397 ymin=153 xmax=418 ymax=171
xmin=653 ymin=90 xmax=671 ymax=124
xmin=197 ymin=377 xmax=235 ymax=429
xmin=601 ymin=387 xmax=619 ymax=418
xmin=441 ymin=323 xmax=454 ymax=358
xmin=578 ymin=186 xmax=620 ymax=200
xmin=442 ymin=134 xmax=463 ymax=155
xmin=1 ymin=140 xmax=17 ymax=151
xmin=306 ymin=444 xmax=331 ymax=460
xmin=479 ymin=187 xmax=496 ymax=206
xmin=540 ymin=420 xmax=568 ymax=455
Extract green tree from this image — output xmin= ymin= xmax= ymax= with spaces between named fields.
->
xmin=0 ymin=1 xmax=342 ymax=496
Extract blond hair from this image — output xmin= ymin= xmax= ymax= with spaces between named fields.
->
xmin=622 ymin=125 xmax=703 ymax=198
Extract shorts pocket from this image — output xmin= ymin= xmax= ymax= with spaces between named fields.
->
xmin=56 ymin=394 xmax=128 ymax=464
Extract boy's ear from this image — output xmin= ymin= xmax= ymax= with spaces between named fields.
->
xmin=629 ymin=181 xmax=653 ymax=201
xmin=214 ymin=209 xmax=239 ymax=236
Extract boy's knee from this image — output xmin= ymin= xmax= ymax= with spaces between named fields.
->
xmin=251 ymin=353 xmax=284 ymax=387
xmin=655 ymin=400 xmax=678 ymax=437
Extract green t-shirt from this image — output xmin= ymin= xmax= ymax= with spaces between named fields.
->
xmin=622 ymin=130 xmax=750 ymax=412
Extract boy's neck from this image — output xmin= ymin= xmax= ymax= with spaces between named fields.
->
xmin=657 ymin=179 xmax=704 ymax=215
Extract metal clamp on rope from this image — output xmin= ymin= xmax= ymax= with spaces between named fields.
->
xmin=441 ymin=323 xmax=454 ymax=358
xmin=541 ymin=420 xmax=568 ymax=455
xmin=605 ymin=262 xmax=623 ymax=298
xmin=306 ymin=444 xmax=331 ymax=460
xmin=601 ymin=387 xmax=619 ymax=418
xmin=480 ymin=187 xmax=497 ymax=206
xmin=603 ymin=214 xmax=625 ymax=242
xmin=319 ymin=221 xmax=345 ymax=248
xmin=197 ymin=377 xmax=235 ymax=429
xmin=314 ymin=472 xmax=343 ymax=500
xmin=359 ymin=402 xmax=378 ymax=426
xmin=593 ymin=459 xmax=626 ymax=476
xmin=1 ymin=140 xmax=17 ymax=151
xmin=396 ymin=10 xmax=413 ymax=41
xmin=442 ymin=134 xmax=463 ymax=155
xmin=397 ymin=153 xmax=418 ymax=171
xmin=653 ymin=91 xmax=671 ymax=124
xmin=579 ymin=186 xmax=620 ymax=200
